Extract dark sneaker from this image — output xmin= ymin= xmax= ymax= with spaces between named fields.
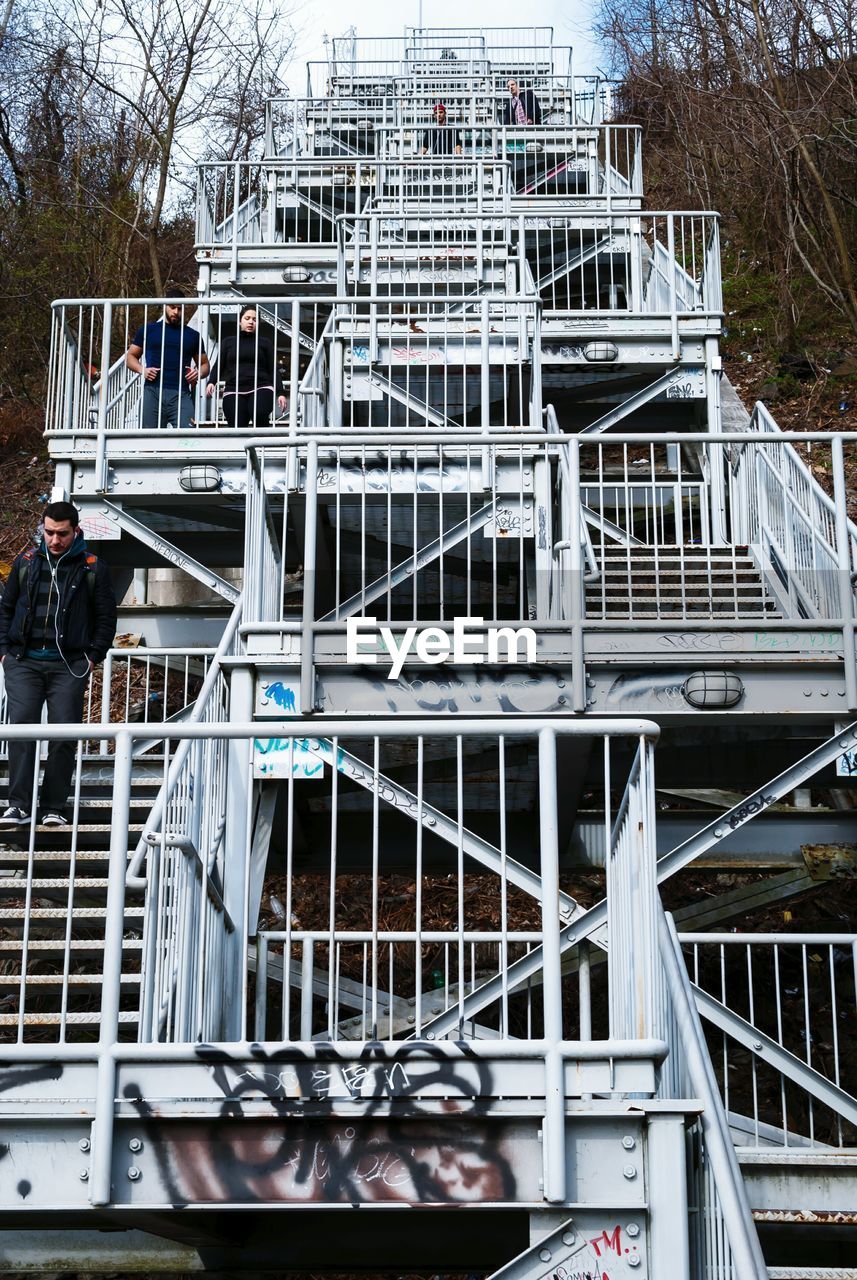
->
xmin=0 ymin=807 xmax=30 ymax=826
xmin=41 ymin=813 xmax=68 ymax=828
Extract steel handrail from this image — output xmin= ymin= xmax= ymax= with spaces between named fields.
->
xmin=126 ymin=594 xmax=244 ymax=887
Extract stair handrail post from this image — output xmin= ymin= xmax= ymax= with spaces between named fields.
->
xmin=567 ymin=436 xmax=586 ymax=713
xmin=666 ymin=213 xmax=680 ymax=360
xmin=94 ymin=300 xmax=112 ymax=494
xmin=229 ymin=160 xmax=240 ymax=284
xmin=99 ymin=650 xmax=113 ymax=757
xmin=705 ymin=339 xmax=728 ymax=546
xmin=529 ymin=301 xmax=542 ymax=430
xmin=90 ymin=727 xmax=133 ymax=1207
xmin=832 ymin=434 xmax=857 ymax=710
xmin=658 ymin=909 xmax=768 ymax=1278
xmin=300 ymin=439 xmax=319 ymax=714
xmin=537 ymin=726 xmax=566 ymax=1205
xmin=604 ymin=120 xmax=612 ymax=214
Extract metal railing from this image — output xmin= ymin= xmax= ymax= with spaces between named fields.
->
xmin=302 ymin=66 xmax=578 ymax=108
xmin=658 ymin=910 xmax=769 ymax=1279
xmin=607 ymin=738 xmax=658 ymax=1040
xmin=196 ymin=159 xmax=512 ymax=255
xmin=731 ymin=402 xmax=857 ymax=621
xmin=0 ymin=715 xmax=661 ymax=1216
xmin=336 ymin=211 xmax=720 ymax=320
xmin=126 ymin=594 xmax=243 ymax=887
xmin=239 ymin=430 xmax=857 ymax=717
xmin=265 ymin=80 xmax=617 ymax=156
xmin=679 ymin=931 xmax=857 ymax=1150
xmin=245 ymin=722 xmax=657 ymax=1050
xmin=373 ymin=123 xmax=641 ymax=199
xmin=99 ymin=645 xmax=212 ymax=754
xmin=46 ymin=297 xmax=333 ymax=438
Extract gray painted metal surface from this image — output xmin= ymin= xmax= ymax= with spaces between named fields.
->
xmin=4 ymin=17 xmax=856 ymax=1277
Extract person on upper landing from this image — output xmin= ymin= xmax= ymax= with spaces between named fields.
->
xmin=125 ymin=291 xmax=210 ymax=429
xmin=500 ymin=79 xmax=542 ymax=126
xmin=419 ymin=102 xmax=462 ymax=156
xmin=205 ymin=305 xmax=287 ymax=430
xmin=0 ymin=501 xmax=117 ymax=828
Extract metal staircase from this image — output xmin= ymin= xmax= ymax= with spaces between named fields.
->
xmin=0 ymin=764 xmax=156 ymax=1036
xmin=0 ymin=19 xmax=855 ymax=1279
xmin=585 ymin=544 xmax=782 ymax=619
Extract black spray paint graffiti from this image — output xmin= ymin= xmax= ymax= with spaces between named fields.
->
xmin=124 ymin=1041 xmax=518 ymax=1206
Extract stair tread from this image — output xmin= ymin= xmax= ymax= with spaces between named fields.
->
xmin=0 ymin=907 xmax=144 ymax=919
xmin=0 ymin=938 xmax=142 ymax=950
xmin=0 ymin=852 xmax=113 ymax=863
xmin=0 ymin=878 xmax=111 ymax=891
xmin=0 ymin=1011 xmax=139 ymax=1025
xmin=0 ymin=973 xmax=140 ymax=986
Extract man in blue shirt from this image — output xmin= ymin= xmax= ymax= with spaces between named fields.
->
xmin=125 ymin=294 xmax=210 ymax=428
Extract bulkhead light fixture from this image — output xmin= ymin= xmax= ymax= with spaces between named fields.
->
xmin=682 ymin=671 xmax=744 ymax=709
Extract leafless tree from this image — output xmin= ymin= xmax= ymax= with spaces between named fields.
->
xmin=596 ymin=0 xmax=857 ymax=337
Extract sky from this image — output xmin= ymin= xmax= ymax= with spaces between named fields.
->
xmin=283 ymin=0 xmax=606 ymax=94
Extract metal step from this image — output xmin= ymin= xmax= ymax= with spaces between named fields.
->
xmin=0 ymin=1011 xmax=139 ymax=1026
xmin=0 ymin=973 xmax=140 ymax=988
xmin=0 ymin=937 xmax=142 ymax=952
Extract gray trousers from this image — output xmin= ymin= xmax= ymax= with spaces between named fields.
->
xmin=142 ymin=381 xmax=195 ymax=429
xmin=3 ymin=657 xmax=88 ymax=813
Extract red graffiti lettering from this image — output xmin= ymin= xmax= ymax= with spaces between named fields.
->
xmin=589 ymin=1226 xmax=622 ymax=1257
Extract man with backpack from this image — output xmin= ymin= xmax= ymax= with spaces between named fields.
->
xmin=0 ymin=501 xmax=117 ymax=827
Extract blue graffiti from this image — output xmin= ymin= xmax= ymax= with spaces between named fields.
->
xmin=262 ymin=682 xmax=297 ymax=712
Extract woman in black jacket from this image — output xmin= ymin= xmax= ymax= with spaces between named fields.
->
xmin=206 ymin=305 xmax=287 ymax=429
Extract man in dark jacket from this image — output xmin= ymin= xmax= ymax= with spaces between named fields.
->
xmin=0 ymin=501 xmax=117 ymax=826
xmin=500 ymin=79 xmax=542 ymax=126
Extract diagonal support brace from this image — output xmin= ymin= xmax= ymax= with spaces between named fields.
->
xmin=416 ymin=722 xmax=857 ymax=1040
xmin=321 ymin=501 xmax=497 ymax=621
xmin=693 ymin=984 xmax=857 ymax=1129
xmin=302 ymin=738 xmax=578 ymax=920
xmin=581 ymin=365 xmax=697 ymax=435
xmin=97 ymin=502 xmax=240 ymax=603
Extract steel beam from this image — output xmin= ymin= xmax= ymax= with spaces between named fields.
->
xmin=364 ymin=369 xmax=455 ymax=428
xmin=97 ymin=502 xmax=240 ymax=603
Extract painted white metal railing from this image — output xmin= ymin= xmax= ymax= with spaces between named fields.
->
xmin=126 ymin=593 xmax=243 ymax=887
xmin=336 ymin=211 xmax=720 ymax=322
xmin=657 ymin=910 xmax=769 ymax=1279
xmin=679 ymin=931 xmax=857 ymax=1151
xmin=245 ymin=723 xmax=658 ymax=1056
xmin=45 ymin=297 xmax=332 ymax=438
xmin=99 ymin=646 xmax=213 ymax=756
xmin=196 ymin=159 xmax=512 ymax=256
xmin=607 ymin=737 xmax=659 ymax=1040
xmin=730 ymin=401 xmax=857 ymax=622
xmin=240 ymin=430 xmax=857 ymax=717
xmin=138 ymin=818 xmax=234 ymax=1044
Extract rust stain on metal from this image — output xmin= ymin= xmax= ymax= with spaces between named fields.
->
xmin=753 ymin=1208 xmax=857 ymax=1225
